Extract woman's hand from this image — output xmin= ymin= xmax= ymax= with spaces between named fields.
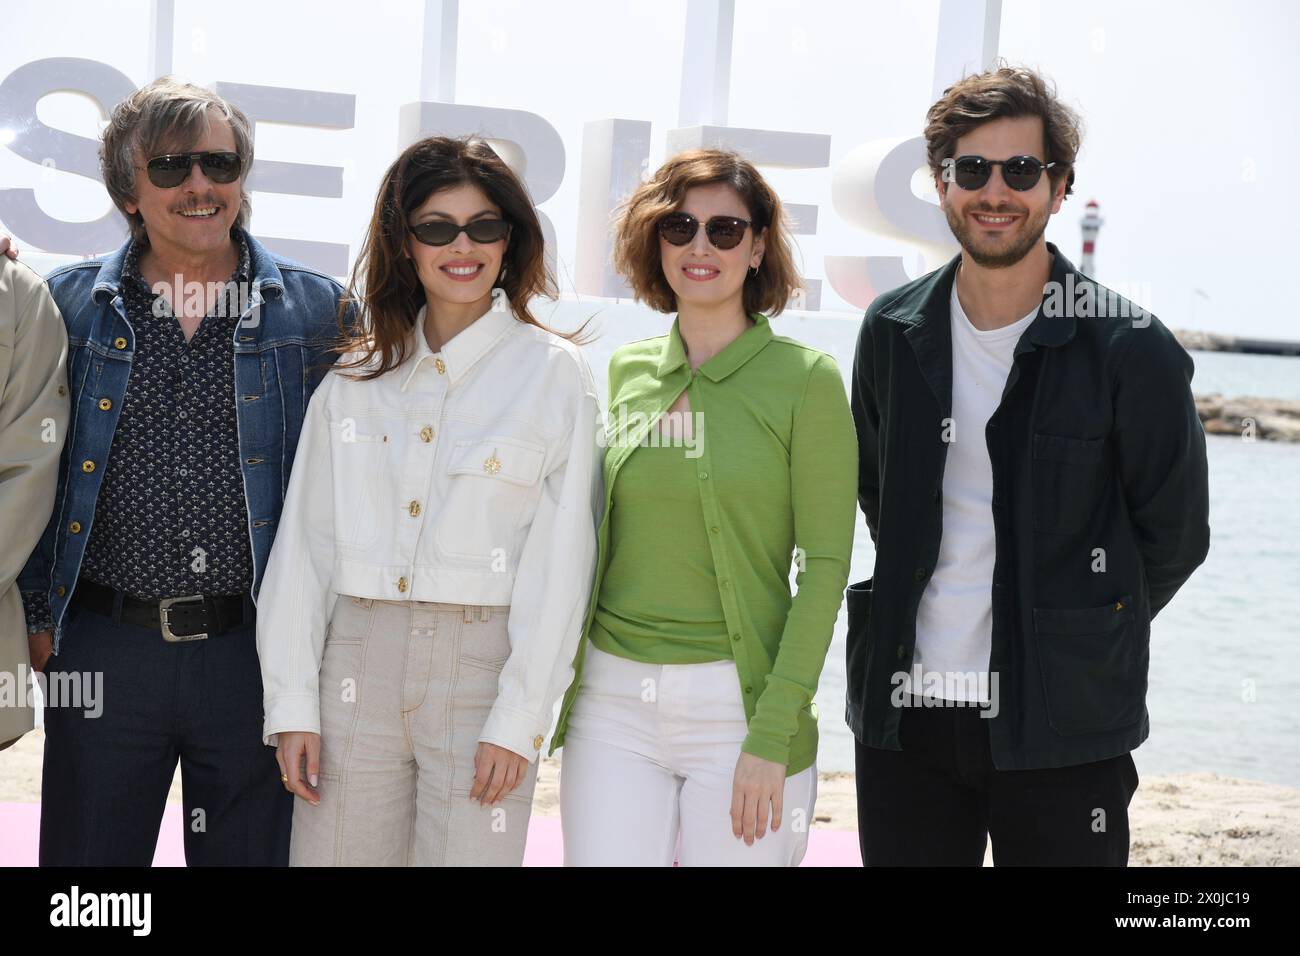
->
xmin=276 ymin=732 xmax=322 ymax=805
xmin=0 ymin=236 xmax=17 ymax=260
xmin=470 ymin=741 xmax=529 ymax=806
xmin=730 ymin=751 xmax=788 ymax=845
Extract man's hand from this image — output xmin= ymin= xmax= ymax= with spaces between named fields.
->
xmin=28 ymin=630 xmax=52 ymax=672
xmin=0 ymin=236 xmax=18 ymax=261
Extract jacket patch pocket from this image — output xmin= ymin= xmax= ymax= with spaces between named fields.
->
xmin=1031 ymin=432 xmax=1107 ymax=536
xmin=438 ymin=435 xmax=547 ymax=560
xmin=330 ymin=419 xmax=392 ymax=551
xmin=1033 ymin=595 xmax=1144 ymax=736
xmin=845 ymin=577 xmax=874 ymax=710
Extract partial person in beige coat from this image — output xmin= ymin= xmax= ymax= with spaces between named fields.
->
xmin=0 ymin=240 xmax=69 ymax=751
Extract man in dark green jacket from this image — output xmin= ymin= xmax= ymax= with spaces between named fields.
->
xmin=847 ymin=66 xmax=1209 ymax=866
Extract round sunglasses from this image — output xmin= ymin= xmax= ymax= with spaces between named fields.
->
xmin=140 ymin=151 xmax=243 ymax=188
xmin=657 ymin=212 xmax=751 ymax=251
xmin=949 ymin=155 xmax=1057 ymax=192
xmin=409 ymin=218 xmax=511 ymax=247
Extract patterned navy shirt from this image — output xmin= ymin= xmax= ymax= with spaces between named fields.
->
xmin=75 ymin=234 xmax=256 ymax=600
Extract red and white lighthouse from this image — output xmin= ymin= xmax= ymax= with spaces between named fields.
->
xmin=1080 ymin=199 xmax=1103 ymax=277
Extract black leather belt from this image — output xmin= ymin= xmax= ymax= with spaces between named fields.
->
xmin=72 ymin=579 xmax=252 ymax=642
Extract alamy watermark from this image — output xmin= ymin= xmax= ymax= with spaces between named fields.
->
xmin=0 ymin=666 xmax=103 ymax=718
xmin=890 ymin=665 xmax=1001 ymax=717
xmin=149 ymin=276 xmax=261 ymax=327
xmin=1041 ymin=273 xmax=1153 ymax=328
xmin=599 ymin=402 xmax=704 ymax=458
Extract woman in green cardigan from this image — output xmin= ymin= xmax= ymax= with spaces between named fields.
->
xmin=553 ymin=148 xmax=857 ymax=866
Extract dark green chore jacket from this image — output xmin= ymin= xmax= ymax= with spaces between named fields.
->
xmin=847 ymin=242 xmax=1210 ymax=770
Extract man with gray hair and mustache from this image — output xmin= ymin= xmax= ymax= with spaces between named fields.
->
xmin=17 ymin=76 xmax=347 ymax=865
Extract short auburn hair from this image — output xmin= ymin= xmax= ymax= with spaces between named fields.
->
xmin=612 ymin=148 xmax=801 ymax=316
xmin=925 ymin=63 xmax=1083 ymax=197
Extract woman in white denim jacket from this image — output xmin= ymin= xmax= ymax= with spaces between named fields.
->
xmin=257 ymin=137 xmax=602 ymax=866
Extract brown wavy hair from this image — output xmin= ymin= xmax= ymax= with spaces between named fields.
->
xmin=925 ymin=62 xmax=1083 ymax=197
xmin=336 ymin=136 xmax=585 ymax=380
xmin=612 ymin=148 xmax=801 ymax=316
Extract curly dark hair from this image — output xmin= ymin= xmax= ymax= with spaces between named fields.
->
xmin=925 ymin=62 xmax=1084 ymax=197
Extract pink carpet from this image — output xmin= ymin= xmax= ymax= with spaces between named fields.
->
xmin=0 ymin=802 xmax=859 ymax=866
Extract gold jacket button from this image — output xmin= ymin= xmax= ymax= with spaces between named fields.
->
xmin=408 ymin=500 xmax=421 ymax=517
xmin=420 ymin=425 xmax=434 ymax=443
xmin=113 ymin=337 xmax=127 ymax=350
xmin=69 ymin=521 xmax=82 ymax=534
xmin=533 ymin=735 xmax=544 ymax=751
xmin=434 ymin=357 xmax=446 ymax=375
xmin=57 ymin=385 xmax=67 ymax=396
xmin=55 ymin=585 xmax=66 ymax=597
xmin=81 ymin=460 xmax=95 ymax=473
xmin=397 ymin=576 xmax=408 ymax=593
xmin=483 ymin=451 xmax=502 ymax=475
xmin=98 ymin=398 xmax=113 ymax=411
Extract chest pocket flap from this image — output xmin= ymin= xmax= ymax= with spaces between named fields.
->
xmin=448 ymin=436 xmax=546 ymax=486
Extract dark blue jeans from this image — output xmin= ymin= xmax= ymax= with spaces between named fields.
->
xmin=855 ymin=697 xmax=1140 ymax=866
xmin=38 ymin=600 xmax=292 ymax=866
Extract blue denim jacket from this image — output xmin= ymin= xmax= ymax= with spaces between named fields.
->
xmin=18 ymin=228 xmax=346 ymax=653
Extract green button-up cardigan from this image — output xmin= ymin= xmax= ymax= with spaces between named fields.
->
xmin=551 ymin=312 xmax=857 ymax=775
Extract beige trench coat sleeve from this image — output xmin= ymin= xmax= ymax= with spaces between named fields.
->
xmin=0 ymin=258 xmax=69 ymax=750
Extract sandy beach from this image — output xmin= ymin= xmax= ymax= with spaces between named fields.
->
xmin=3 ymin=728 xmax=1296 ymax=865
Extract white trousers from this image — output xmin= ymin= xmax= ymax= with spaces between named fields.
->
xmin=560 ymin=643 xmax=817 ymax=866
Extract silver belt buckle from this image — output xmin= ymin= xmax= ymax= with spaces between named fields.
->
xmin=159 ymin=595 xmax=209 ymax=642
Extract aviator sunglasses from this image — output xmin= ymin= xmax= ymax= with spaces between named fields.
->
xmin=140 ymin=150 xmax=243 ymax=188
xmin=409 ymin=218 xmax=511 ymax=246
xmin=949 ymin=155 xmax=1057 ymax=191
xmin=657 ymin=212 xmax=752 ymax=251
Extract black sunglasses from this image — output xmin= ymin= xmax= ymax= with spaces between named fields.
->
xmin=949 ymin=155 xmax=1057 ymax=192
xmin=658 ymin=212 xmax=752 ymax=251
xmin=409 ymin=218 xmax=511 ymax=247
xmin=141 ymin=151 xmax=243 ymax=188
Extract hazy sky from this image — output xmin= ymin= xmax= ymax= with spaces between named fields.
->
xmin=2 ymin=0 xmax=1297 ymax=338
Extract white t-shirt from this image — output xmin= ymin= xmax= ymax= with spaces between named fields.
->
xmin=902 ymin=281 xmax=1038 ymax=702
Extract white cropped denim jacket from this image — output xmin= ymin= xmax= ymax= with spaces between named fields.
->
xmin=256 ymin=304 xmax=603 ymax=759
